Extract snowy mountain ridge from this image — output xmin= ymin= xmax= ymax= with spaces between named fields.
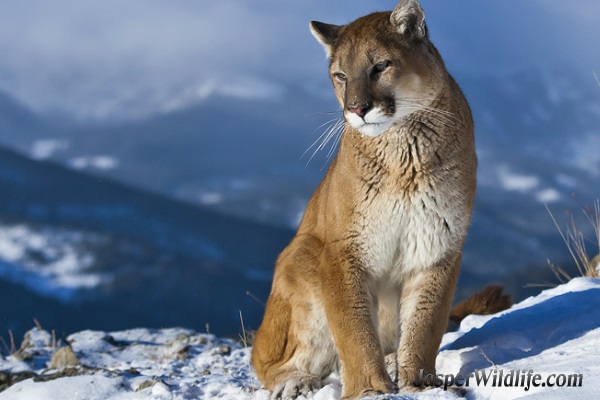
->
xmin=1 ymin=66 xmax=599 ymax=346
xmin=0 ymin=145 xmax=291 ymax=339
xmin=1 ymin=277 xmax=598 ymax=400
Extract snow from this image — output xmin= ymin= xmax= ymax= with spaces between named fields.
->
xmin=555 ymin=173 xmax=578 ymax=189
xmin=1 ymin=328 xmax=265 ymax=400
xmin=0 ymin=223 xmax=108 ymax=301
xmin=3 ymin=375 xmax=127 ymax=400
xmin=198 ymin=192 xmax=223 ymax=206
xmin=29 ymin=139 xmax=69 ymax=160
xmin=69 ymin=156 xmax=119 ymax=171
xmin=1 ymin=278 xmax=599 ymax=400
xmin=496 ymin=166 xmax=539 ymax=193
xmin=495 ymin=166 xmax=562 ymax=203
xmin=570 ymin=133 xmax=600 ymax=176
xmin=535 ymin=188 xmax=561 ymax=203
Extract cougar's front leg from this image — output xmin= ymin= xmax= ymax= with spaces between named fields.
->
xmin=320 ymin=245 xmax=395 ymax=400
xmin=397 ymin=252 xmax=461 ymax=390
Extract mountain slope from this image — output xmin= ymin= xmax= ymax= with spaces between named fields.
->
xmin=1 ymin=67 xmax=599 ymax=338
xmin=0 ymin=145 xmax=293 ymax=339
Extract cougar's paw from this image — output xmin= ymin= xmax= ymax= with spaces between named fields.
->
xmin=397 ymin=369 xmax=424 ymax=393
xmin=359 ymin=389 xmax=394 ymax=399
xmin=272 ymin=375 xmax=321 ymax=400
xmin=340 ymin=378 xmax=397 ymax=400
xmin=340 ymin=388 xmax=396 ymax=400
xmin=397 ymin=383 xmax=422 ymax=393
xmin=384 ymin=353 xmax=398 ymax=385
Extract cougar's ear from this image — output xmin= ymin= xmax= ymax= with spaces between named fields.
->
xmin=390 ymin=0 xmax=427 ymax=40
xmin=310 ymin=21 xmax=342 ymax=58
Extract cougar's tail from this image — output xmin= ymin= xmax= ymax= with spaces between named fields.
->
xmin=447 ymin=285 xmax=512 ymax=331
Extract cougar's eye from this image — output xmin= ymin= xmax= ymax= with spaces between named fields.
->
xmin=333 ymin=72 xmax=347 ymax=82
xmin=373 ymin=61 xmax=391 ymax=73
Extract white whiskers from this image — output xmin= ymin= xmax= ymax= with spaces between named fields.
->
xmin=395 ymin=98 xmax=464 ymax=128
xmin=302 ymin=113 xmax=345 ymax=168
xmin=301 ymin=99 xmax=461 ymax=168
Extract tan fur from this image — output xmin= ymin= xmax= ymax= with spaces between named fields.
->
xmin=252 ymin=1 xmax=477 ymax=398
xmin=448 ymin=285 xmax=512 ymax=331
xmin=588 ymin=254 xmax=600 ymax=277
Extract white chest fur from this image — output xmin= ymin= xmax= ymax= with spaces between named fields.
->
xmin=358 ymin=187 xmax=463 ymax=282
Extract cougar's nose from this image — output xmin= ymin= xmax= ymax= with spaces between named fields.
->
xmin=347 ymin=101 xmax=372 ymax=119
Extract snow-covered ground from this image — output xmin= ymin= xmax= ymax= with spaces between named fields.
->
xmin=1 ymin=277 xmax=598 ymax=400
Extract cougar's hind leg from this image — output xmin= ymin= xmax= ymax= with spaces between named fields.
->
xmin=270 ymin=303 xmax=337 ymax=400
xmin=252 ymin=235 xmax=336 ymax=399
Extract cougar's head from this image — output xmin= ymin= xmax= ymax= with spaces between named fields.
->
xmin=310 ymin=0 xmax=446 ymax=138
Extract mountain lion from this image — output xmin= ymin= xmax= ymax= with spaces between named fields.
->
xmin=252 ymin=0 xmax=478 ymax=398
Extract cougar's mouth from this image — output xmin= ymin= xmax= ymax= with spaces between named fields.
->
xmin=352 ymin=120 xmax=394 ymax=138
xmin=345 ymin=109 xmax=394 ymax=138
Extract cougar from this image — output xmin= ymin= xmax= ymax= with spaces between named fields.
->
xmin=252 ymin=0 xmax=479 ymax=398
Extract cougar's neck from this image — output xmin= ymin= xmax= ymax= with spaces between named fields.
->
xmin=336 ymin=88 xmax=465 ymax=191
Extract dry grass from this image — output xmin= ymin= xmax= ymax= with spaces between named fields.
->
xmin=238 ymin=311 xmax=259 ymax=395
xmin=1 ymin=319 xmax=64 ymax=357
xmin=0 ymin=330 xmax=17 ymax=356
xmin=539 ymin=198 xmax=600 ymax=285
xmin=34 ymin=318 xmax=62 ymax=351
xmin=537 ymin=74 xmax=600 ymax=283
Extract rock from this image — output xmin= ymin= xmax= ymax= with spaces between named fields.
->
xmin=175 ymin=344 xmax=191 ymax=360
xmin=167 ymin=333 xmax=192 ymax=360
xmin=0 ymin=371 xmax=9 ymax=391
xmin=191 ymin=335 xmax=209 ymax=345
xmin=174 ymin=333 xmax=190 ymax=343
xmin=50 ymin=345 xmax=81 ymax=369
xmin=0 ymin=371 xmax=37 ymax=391
xmin=136 ymin=379 xmax=168 ymax=392
xmin=151 ymin=381 xmax=171 ymax=396
xmin=216 ymin=345 xmax=231 ymax=356
xmin=14 ymin=328 xmax=52 ymax=362
xmin=33 ymin=367 xmax=86 ymax=382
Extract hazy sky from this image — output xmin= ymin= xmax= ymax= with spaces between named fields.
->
xmin=0 ymin=0 xmax=599 ymax=120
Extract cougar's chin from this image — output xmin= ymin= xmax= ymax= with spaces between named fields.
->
xmin=355 ymin=121 xmax=394 ymax=137
xmin=345 ymin=108 xmax=395 ymax=138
